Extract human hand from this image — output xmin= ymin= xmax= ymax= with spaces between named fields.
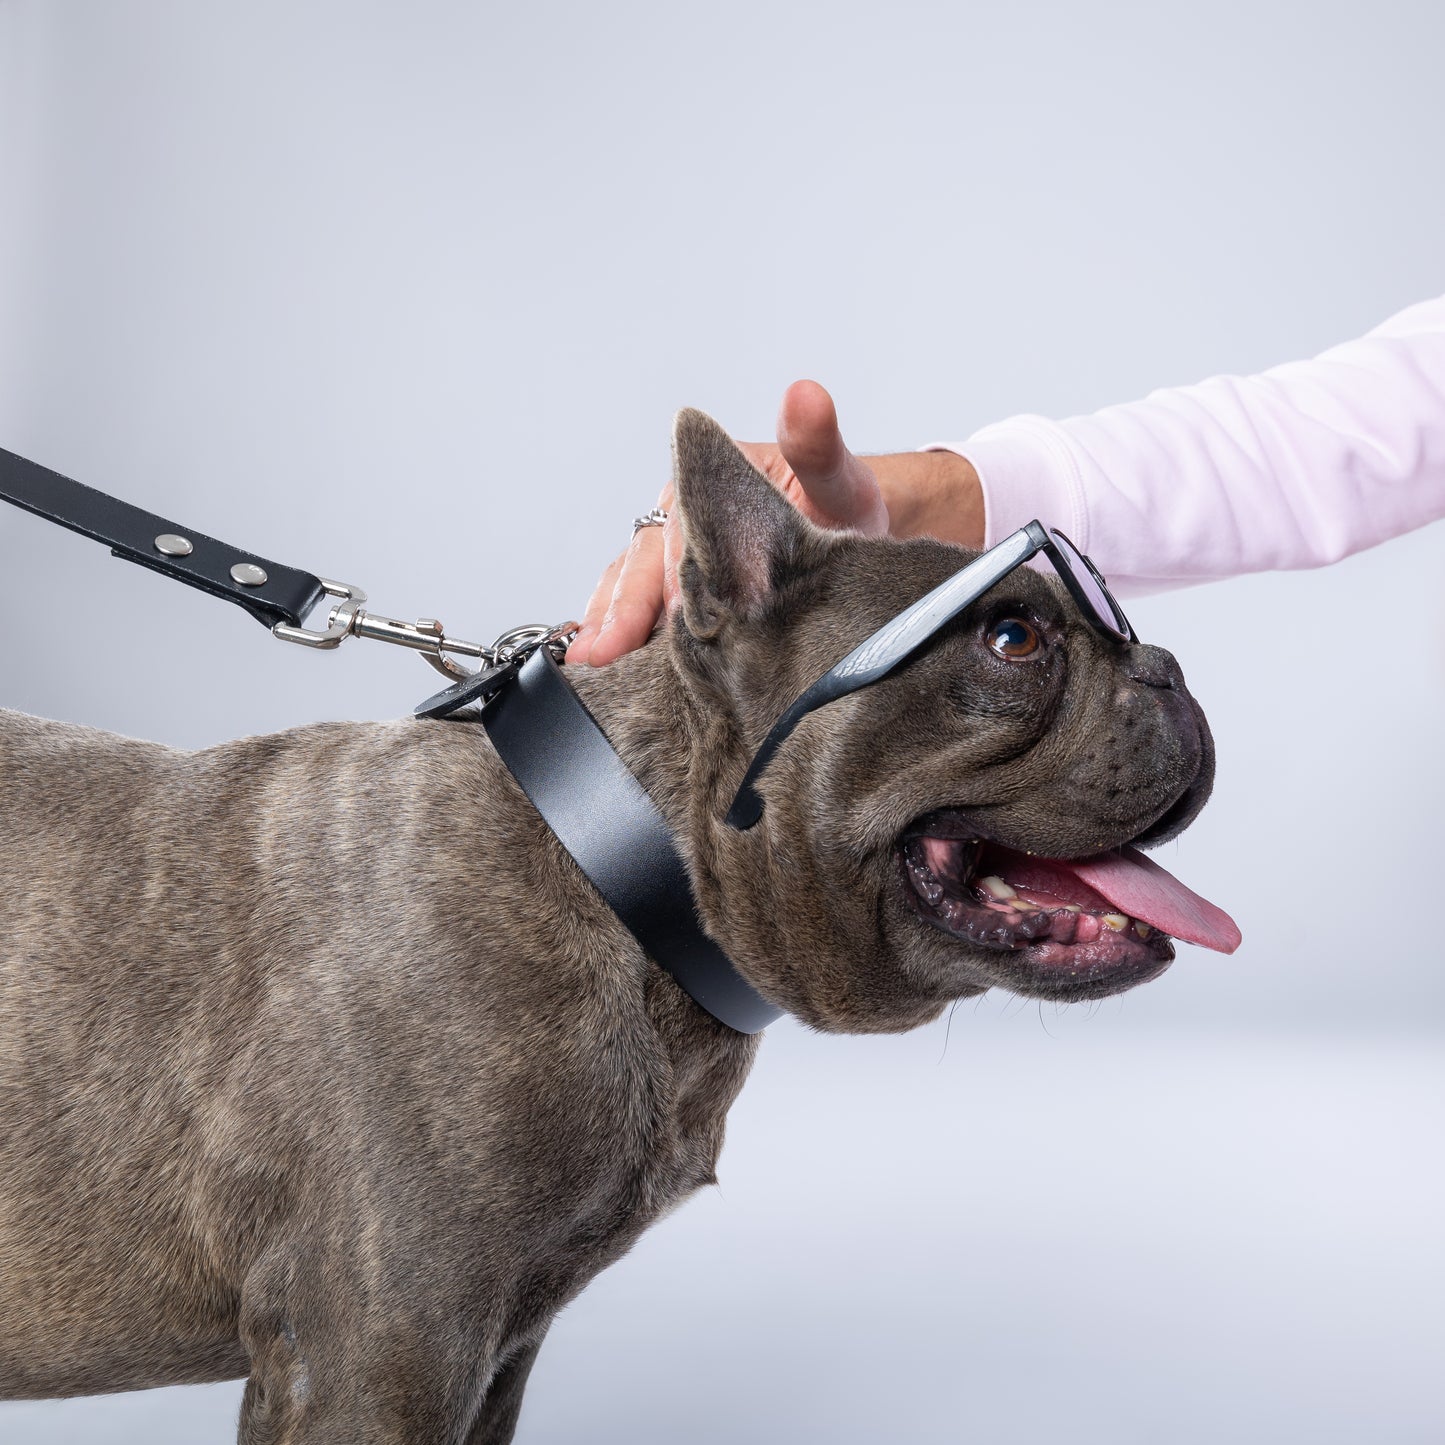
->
xmin=566 ymin=379 xmax=983 ymax=666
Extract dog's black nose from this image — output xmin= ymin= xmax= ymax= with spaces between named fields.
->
xmin=1124 ymin=644 xmax=1183 ymax=691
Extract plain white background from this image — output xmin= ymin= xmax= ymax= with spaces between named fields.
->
xmin=1 ymin=2 xmax=1441 ymax=1441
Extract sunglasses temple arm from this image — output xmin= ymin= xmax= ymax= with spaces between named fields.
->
xmin=724 ymin=526 xmax=1043 ymax=831
xmin=723 ymin=693 xmax=820 ymax=829
xmin=824 ymin=525 xmax=1042 ymax=687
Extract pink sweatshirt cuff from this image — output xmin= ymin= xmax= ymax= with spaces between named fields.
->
xmin=919 ymin=423 xmax=1196 ymax=599
xmin=925 ymin=419 xmax=1091 ymax=553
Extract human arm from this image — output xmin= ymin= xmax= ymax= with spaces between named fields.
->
xmin=572 ymin=295 xmax=1445 ymax=664
xmin=934 ymin=295 xmax=1445 ymax=596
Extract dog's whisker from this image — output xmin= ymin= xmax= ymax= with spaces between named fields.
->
xmin=937 ymin=999 xmax=963 ymax=1064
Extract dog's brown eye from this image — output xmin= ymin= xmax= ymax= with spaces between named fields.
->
xmin=988 ymin=618 xmax=1040 ymax=659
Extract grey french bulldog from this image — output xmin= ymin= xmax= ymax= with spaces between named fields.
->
xmin=0 ymin=410 xmax=1237 ymax=1442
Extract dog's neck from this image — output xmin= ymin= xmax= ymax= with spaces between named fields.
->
xmin=545 ymin=633 xmax=764 ymax=1071
xmin=559 ymin=626 xmax=731 ymax=841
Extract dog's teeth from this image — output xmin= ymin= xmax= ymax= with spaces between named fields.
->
xmin=1061 ymin=904 xmax=1082 ymax=913
xmin=1102 ymin=913 xmax=1129 ymax=931
xmin=979 ymin=875 xmax=1017 ymax=900
xmin=1133 ymin=920 xmax=1152 ymax=939
xmin=1010 ymin=900 xmax=1037 ymax=913
xmin=1049 ymin=910 xmax=1079 ymax=944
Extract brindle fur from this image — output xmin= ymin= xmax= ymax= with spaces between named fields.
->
xmin=0 ymin=411 xmax=1213 ymax=1440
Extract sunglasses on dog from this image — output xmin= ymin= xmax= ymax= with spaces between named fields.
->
xmin=725 ymin=520 xmax=1135 ymax=830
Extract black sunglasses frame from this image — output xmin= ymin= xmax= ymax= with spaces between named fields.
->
xmin=724 ymin=520 xmax=1135 ymax=830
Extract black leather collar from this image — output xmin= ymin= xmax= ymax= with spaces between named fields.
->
xmin=478 ymin=649 xmax=781 ymax=1035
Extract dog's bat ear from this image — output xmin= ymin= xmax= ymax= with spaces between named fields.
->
xmin=671 ymin=407 xmax=808 ymax=639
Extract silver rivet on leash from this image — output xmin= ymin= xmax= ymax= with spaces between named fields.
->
xmin=631 ymin=507 xmax=668 ymax=536
xmin=230 ymin=562 xmax=268 ymax=586
xmin=153 ymin=533 xmax=193 ymax=557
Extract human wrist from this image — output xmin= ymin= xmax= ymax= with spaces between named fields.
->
xmin=873 ymin=448 xmax=984 ymax=549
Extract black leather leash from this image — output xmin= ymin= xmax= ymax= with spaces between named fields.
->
xmin=0 ymin=443 xmax=780 ymax=1035
xmin=0 ymin=445 xmax=325 ymax=629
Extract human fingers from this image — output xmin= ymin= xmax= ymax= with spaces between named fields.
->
xmin=655 ymin=483 xmax=683 ymax=615
xmin=567 ymin=551 xmax=626 ymax=664
xmin=578 ymin=516 xmax=668 ymax=667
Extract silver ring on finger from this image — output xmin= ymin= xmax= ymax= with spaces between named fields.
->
xmin=631 ymin=507 xmax=668 ymax=537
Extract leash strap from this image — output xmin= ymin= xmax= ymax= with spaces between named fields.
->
xmin=481 ymin=649 xmax=781 ymax=1035
xmin=0 ymin=445 xmax=325 ymax=629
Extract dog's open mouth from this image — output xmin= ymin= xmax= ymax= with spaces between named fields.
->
xmin=901 ymin=814 xmax=1240 ymax=990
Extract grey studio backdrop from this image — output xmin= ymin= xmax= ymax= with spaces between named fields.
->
xmin=1 ymin=2 xmax=1442 ymax=1443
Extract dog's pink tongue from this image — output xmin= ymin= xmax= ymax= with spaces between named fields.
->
xmin=1006 ymin=848 xmax=1241 ymax=953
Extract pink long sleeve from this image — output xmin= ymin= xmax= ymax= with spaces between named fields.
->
xmin=937 ymin=296 xmax=1445 ymax=596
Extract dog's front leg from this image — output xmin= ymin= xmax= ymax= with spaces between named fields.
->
xmin=237 ymin=1323 xmax=535 ymax=1445
xmin=462 ymin=1337 xmax=543 ymax=1445
xmin=236 ymin=1245 xmax=501 ymax=1445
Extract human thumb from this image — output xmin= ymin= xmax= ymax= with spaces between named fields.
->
xmin=775 ymin=379 xmax=888 ymax=535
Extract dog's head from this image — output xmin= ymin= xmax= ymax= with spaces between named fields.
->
xmin=667 ymin=409 xmax=1238 ymax=1033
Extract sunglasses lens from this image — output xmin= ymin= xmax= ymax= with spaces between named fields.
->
xmin=1048 ymin=529 xmax=1130 ymax=638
